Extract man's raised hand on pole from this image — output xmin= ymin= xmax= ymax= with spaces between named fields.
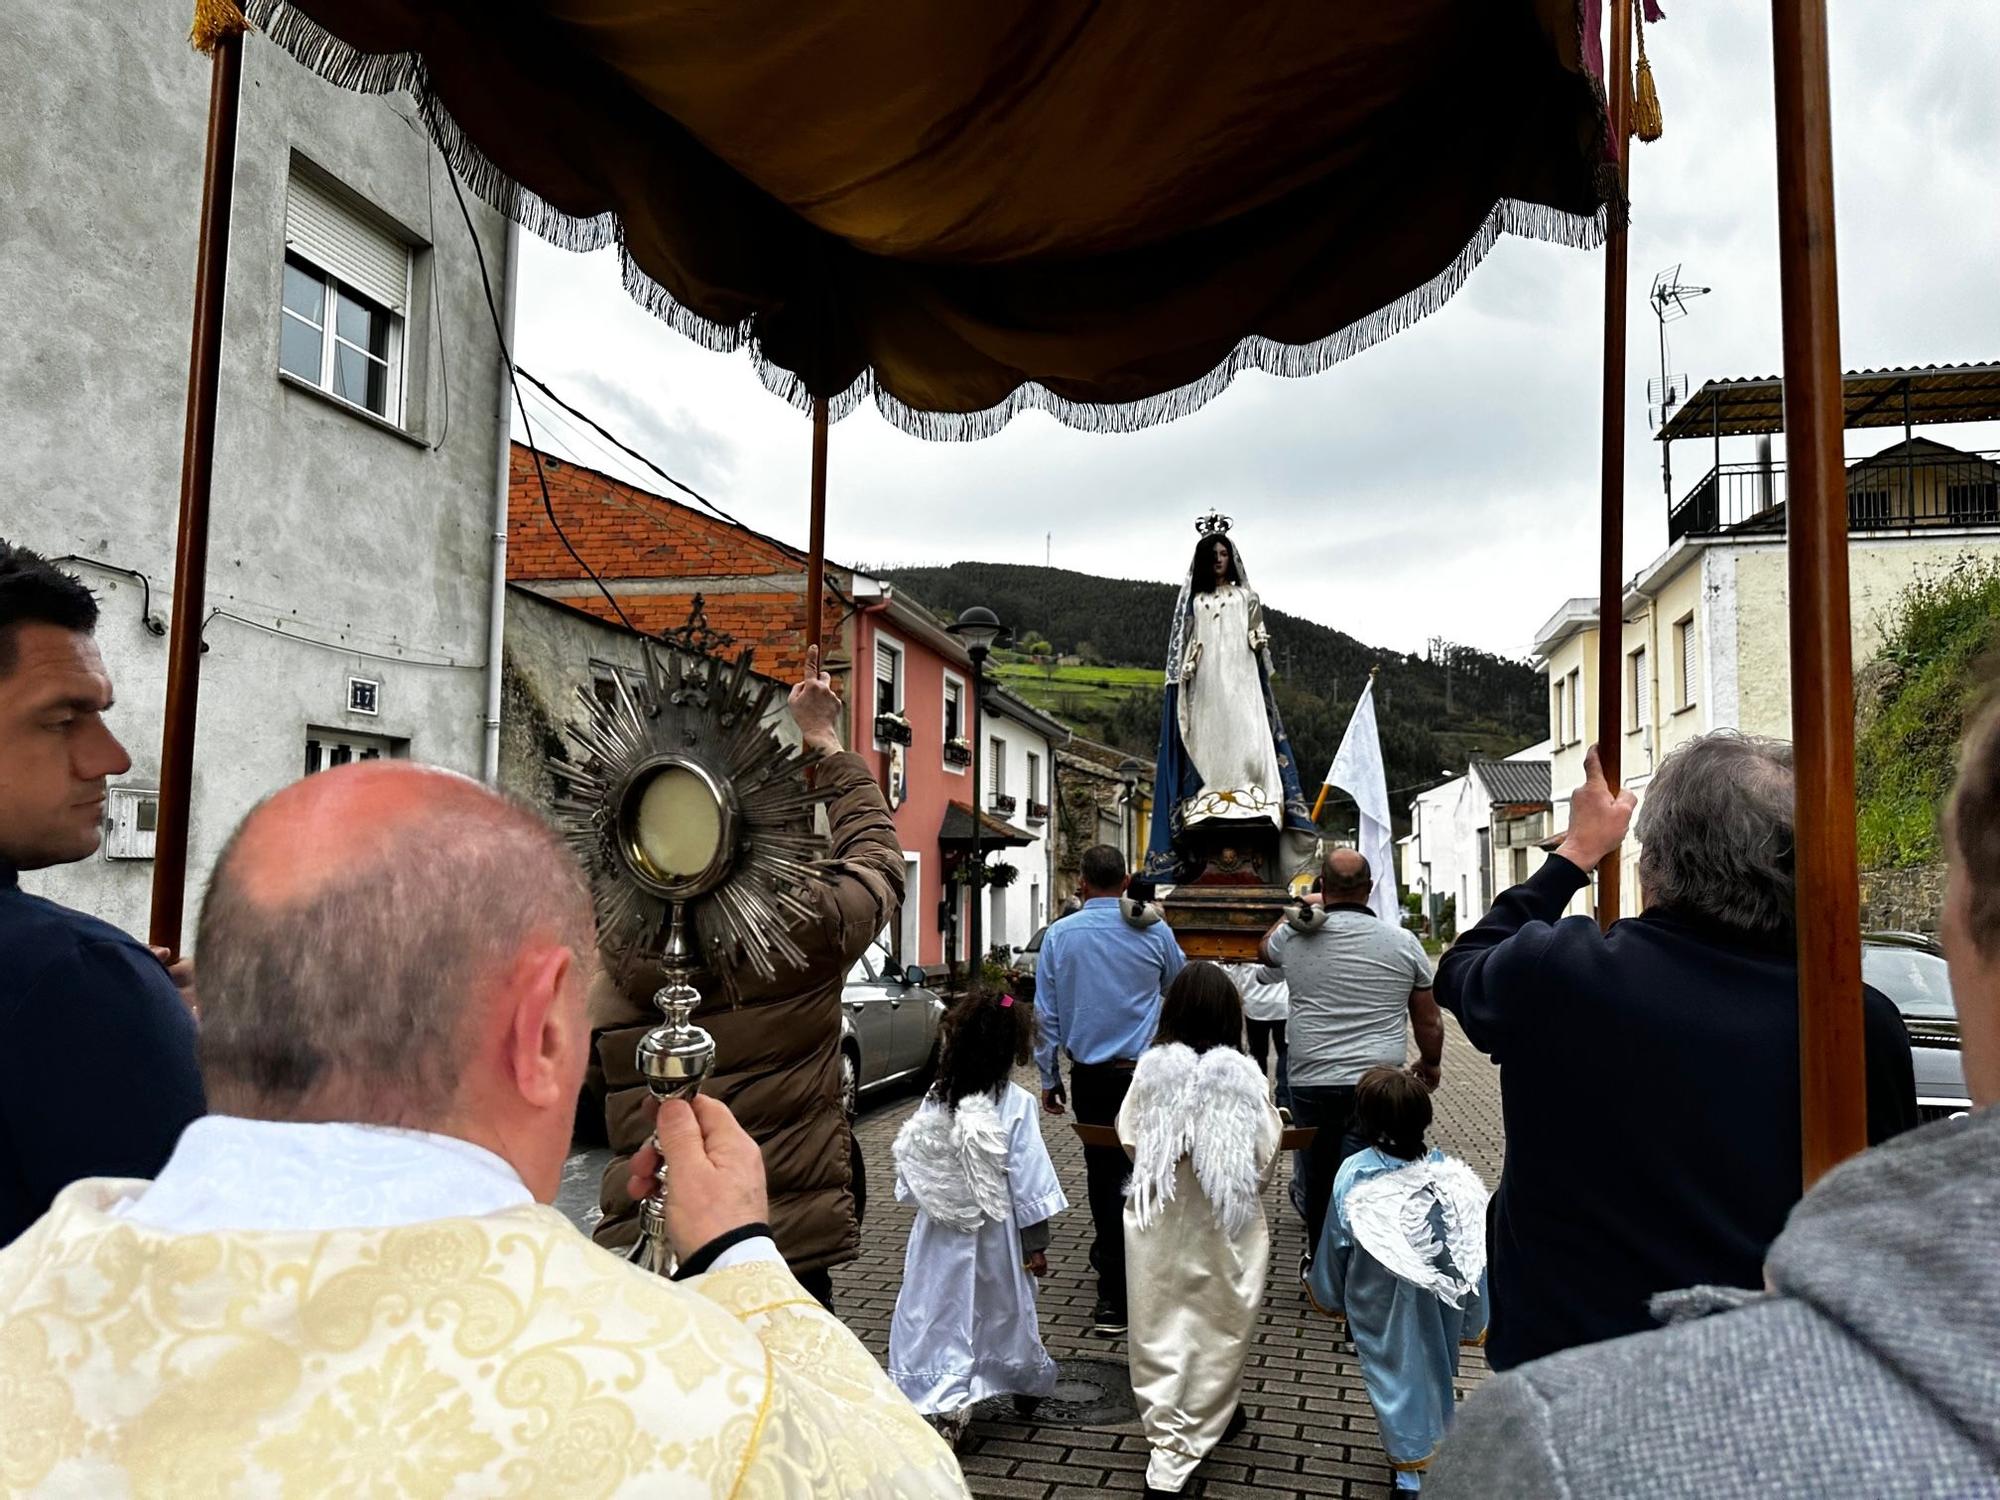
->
xmin=788 ymin=645 xmax=844 ymax=757
xmin=1555 ymin=743 xmax=1638 ymax=874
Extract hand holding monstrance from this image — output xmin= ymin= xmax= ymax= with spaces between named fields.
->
xmin=554 ymin=626 xmax=834 ymax=1275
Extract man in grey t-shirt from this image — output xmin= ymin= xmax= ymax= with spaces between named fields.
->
xmin=1263 ymin=847 xmax=1442 ymax=1270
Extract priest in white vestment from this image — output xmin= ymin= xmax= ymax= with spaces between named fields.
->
xmin=0 ymin=757 xmax=967 ymax=1498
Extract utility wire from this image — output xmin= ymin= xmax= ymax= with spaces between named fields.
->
xmin=434 ymin=139 xmax=638 ymax=633
xmin=514 ymin=367 xmax=860 ymax=614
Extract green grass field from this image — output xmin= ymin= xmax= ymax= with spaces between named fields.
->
xmin=989 ymin=662 xmax=1158 ymax=715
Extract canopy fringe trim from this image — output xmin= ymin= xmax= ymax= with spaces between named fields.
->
xmin=246 ymin=0 xmax=1617 ymax=444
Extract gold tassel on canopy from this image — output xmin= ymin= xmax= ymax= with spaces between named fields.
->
xmin=190 ymin=0 xmax=250 ymax=55
xmin=1633 ymin=5 xmax=1664 ymax=142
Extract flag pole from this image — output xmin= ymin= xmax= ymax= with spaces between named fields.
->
xmin=1311 ymin=666 xmax=1378 ymax=822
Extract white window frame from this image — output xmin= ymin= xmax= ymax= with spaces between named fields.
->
xmin=1675 ymin=614 xmax=1698 ymax=710
xmin=989 ymin=734 xmax=1007 ymax=801
xmin=941 ymin=671 xmax=967 ymax=772
xmin=1631 ymin=645 xmax=1652 ymax=731
xmin=1565 ymin=668 xmax=1581 ymax=745
xmin=280 ymin=251 xmax=408 ymax=425
xmin=872 ymin=634 xmax=905 ymax=748
xmin=304 ymin=725 xmax=404 ymax=777
xmin=1026 ymin=750 xmax=1041 ymax=805
xmin=900 ymin=851 xmax=922 ymax=966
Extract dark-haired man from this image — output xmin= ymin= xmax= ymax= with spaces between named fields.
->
xmin=0 ymin=541 xmax=204 ymax=1244
xmin=1036 ymin=843 xmax=1186 ymax=1334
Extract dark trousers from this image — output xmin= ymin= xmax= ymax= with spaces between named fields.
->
xmin=1246 ymin=1019 xmax=1291 ymax=1109
xmin=1068 ymin=1059 xmax=1136 ymax=1312
xmin=796 ymin=1266 xmax=836 ymax=1313
xmin=1288 ymin=1082 xmax=1366 ymax=1257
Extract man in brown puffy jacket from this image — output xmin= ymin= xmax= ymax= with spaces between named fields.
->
xmin=590 ymin=651 xmax=903 ymax=1308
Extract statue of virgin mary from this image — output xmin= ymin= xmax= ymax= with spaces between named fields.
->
xmin=1145 ymin=516 xmax=1319 ymax=880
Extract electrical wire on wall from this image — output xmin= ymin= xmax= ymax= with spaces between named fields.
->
xmin=200 ymin=608 xmax=476 ymax=669
xmin=434 ymin=140 xmax=638 ymax=633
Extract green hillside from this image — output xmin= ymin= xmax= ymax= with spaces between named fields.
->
xmin=878 ymin=561 xmax=1545 ymax=834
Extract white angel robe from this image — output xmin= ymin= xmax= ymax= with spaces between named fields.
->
xmin=889 ymin=1082 xmax=1068 ymax=1415
xmin=1119 ymin=1044 xmax=1284 ymax=1493
xmin=1176 ymin=583 xmax=1284 ymax=826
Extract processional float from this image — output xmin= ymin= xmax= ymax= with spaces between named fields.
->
xmin=550 ymin=606 xmax=830 ymax=1274
xmin=154 ymin=0 xmax=1871 ymax=1185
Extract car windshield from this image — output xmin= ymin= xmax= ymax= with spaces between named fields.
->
xmin=1862 ymin=945 xmax=1956 ymax=1022
xmin=1025 ymin=926 xmax=1048 ymax=953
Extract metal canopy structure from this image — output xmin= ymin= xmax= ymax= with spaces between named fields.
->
xmin=1660 ymin=361 xmax=2000 ymax=440
xmin=938 ymin=803 xmax=1036 ymax=850
xmin=156 ymin=0 xmax=1876 ymax=1186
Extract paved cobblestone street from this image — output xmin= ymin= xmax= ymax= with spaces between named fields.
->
xmin=559 ymin=1017 xmax=1503 ymax=1498
xmin=836 ymin=1018 xmax=1502 ymax=1500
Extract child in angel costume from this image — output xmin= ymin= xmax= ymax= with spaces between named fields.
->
xmin=1309 ymin=1066 xmax=1490 ymax=1491
xmin=888 ymin=989 xmax=1068 ymax=1449
xmin=1118 ymin=961 xmax=1285 ymax=1496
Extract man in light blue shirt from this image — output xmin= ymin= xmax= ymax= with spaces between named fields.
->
xmin=1037 ymin=846 xmax=1186 ymax=1334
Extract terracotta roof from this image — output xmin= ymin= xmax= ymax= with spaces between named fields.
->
xmin=508 ymin=444 xmax=845 ymax=681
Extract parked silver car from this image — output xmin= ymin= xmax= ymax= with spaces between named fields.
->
xmin=838 ymin=939 xmax=946 ymax=1117
xmin=1863 ymin=932 xmax=1971 ymax=1122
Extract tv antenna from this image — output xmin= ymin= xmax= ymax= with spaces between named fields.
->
xmin=1649 ymin=265 xmax=1712 ymax=508
xmin=1647 ymin=265 xmax=1710 ymax=430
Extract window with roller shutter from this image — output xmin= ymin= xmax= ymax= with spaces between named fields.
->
xmin=279 ymin=163 xmax=412 ymax=424
xmin=1676 ymin=615 xmax=1697 ymax=709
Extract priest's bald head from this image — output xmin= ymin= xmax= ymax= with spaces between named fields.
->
xmin=194 ymin=761 xmax=598 ymax=1200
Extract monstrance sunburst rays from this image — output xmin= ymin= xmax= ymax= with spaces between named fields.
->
xmin=550 ymin=639 xmax=834 ymax=996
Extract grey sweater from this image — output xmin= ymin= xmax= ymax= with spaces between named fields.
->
xmin=1429 ymin=1107 xmax=2000 ymax=1498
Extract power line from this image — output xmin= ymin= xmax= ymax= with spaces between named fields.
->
xmin=435 ymin=136 xmax=637 ymax=633
xmin=512 ymin=367 xmax=857 ymax=612
xmin=514 ymin=368 xmax=778 ymax=552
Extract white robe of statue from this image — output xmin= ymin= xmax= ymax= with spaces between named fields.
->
xmin=1176 ymin=582 xmax=1283 ymax=827
xmin=1120 ymin=1043 xmax=1284 ymax=1494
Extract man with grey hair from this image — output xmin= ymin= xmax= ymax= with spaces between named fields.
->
xmin=1431 ymin=708 xmax=2000 ymax=1498
xmin=1437 ymin=736 xmax=1915 ymax=1372
xmin=0 ymin=761 xmax=968 ymax=1495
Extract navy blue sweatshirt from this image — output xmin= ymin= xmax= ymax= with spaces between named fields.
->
xmin=0 ymin=864 xmax=205 ymax=1244
xmin=1438 ymin=857 xmax=1917 ymax=1372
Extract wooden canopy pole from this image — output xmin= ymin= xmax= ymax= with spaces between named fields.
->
xmin=806 ymin=396 xmax=829 ymax=659
xmin=1594 ymin=0 xmax=1633 ymax=929
xmin=1770 ymin=0 xmax=1865 ymax=1183
xmin=149 ymin=26 xmax=244 ymax=955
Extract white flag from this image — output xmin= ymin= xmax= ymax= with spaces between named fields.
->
xmin=1325 ymin=679 xmax=1399 ymax=923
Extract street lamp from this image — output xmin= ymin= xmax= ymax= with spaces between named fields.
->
xmin=947 ymin=605 xmax=1007 ymax=975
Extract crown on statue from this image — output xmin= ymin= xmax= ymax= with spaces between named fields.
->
xmin=1195 ymin=511 xmax=1233 ymax=537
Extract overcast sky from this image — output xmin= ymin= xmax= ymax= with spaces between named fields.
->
xmin=512 ymin=3 xmax=2000 ymax=662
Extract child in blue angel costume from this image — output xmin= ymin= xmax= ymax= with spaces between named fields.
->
xmin=1308 ymin=1066 xmax=1489 ymax=1491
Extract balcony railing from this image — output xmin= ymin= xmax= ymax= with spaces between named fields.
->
xmin=1667 ymin=450 xmax=2000 ymax=542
